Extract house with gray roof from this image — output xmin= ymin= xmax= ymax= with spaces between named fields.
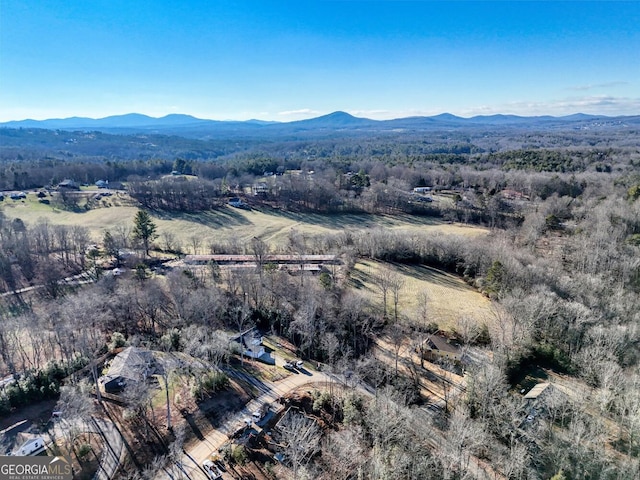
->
xmin=99 ymin=347 xmax=156 ymax=394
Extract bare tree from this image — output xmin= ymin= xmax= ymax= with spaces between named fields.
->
xmin=161 ymin=231 xmax=179 ymax=253
xmin=371 ymin=265 xmax=392 ymax=319
xmin=416 ymin=289 xmax=430 ymax=327
xmin=277 ymin=409 xmax=322 ymax=480
xmin=388 ymin=322 xmax=405 ymax=376
xmin=320 ymin=428 xmax=368 ymax=480
xmin=251 ymin=236 xmax=269 ymax=279
xmin=188 ymin=235 xmax=201 ymax=255
xmin=55 ymin=382 xmax=96 ymax=456
xmin=388 ymin=269 xmax=405 ymax=324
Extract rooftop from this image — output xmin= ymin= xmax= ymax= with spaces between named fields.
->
xmin=425 ymin=334 xmax=460 ymax=354
xmin=524 ymin=382 xmax=551 ymax=400
xmin=103 ymin=347 xmax=155 ymax=383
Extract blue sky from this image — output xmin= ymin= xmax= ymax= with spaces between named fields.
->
xmin=1 ymin=1 xmax=638 ymax=121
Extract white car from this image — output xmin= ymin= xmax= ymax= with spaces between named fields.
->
xmin=202 ymin=460 xmax=222 ymax=479
xmin=253 ymin=404 xmax=268 ymax=422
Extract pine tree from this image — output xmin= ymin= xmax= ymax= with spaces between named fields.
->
xmin=132 ymin=210 xmax=158 ymax=256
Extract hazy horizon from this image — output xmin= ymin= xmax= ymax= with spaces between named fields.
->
xmin=3 ymin=110 xmax=636 ymax=126
xmin=1 ymin=1 xmax=639 ymax=122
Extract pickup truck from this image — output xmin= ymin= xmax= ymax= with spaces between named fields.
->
xmin=202 ymin=459 xmax=222 ymax=479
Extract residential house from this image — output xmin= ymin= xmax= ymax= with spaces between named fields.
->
xmin=58 ymin=179 xmax=79 ymax=189
xmin=99 ymin=347 xmax=156 ymax=394
xmin=12 ymin=434 xmax=47 ymax=456
xmin=232 ymin=328 xmax=275 ymax=364
xmin=236 ymin=329 xmax=266 ymax=359
xmin=421 ymin=334 xmax=462 ymax=362
xmin=413 ymin=186 xmax=432 ymax=194
xmin=95 ymin=179 xmax=109 ymax=189
xmin=252 ymin=182 xmax=269 ymax=196
xmin=501 ymin=189 xmax=528 ymax=201
xmin=521 ymin=382 xmax=567 ymax=426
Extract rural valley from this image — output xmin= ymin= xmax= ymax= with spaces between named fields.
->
xmin=2 ymin=1 xmax=640 ymax=479
xmin=1 ymin=112 xmax=640 ymax=480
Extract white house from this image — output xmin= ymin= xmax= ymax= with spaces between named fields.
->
xmin=13 ymin=436 xmax=47 ymax=456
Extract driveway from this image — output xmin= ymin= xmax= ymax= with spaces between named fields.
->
xmin=158 ymin=359 xmax=332 ymax=480
xmin=49 ymin=416 xmax=125 ymax=480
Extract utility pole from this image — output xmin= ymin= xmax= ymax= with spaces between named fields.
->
xmin=163 ymin=370 xmax=172 ymax=431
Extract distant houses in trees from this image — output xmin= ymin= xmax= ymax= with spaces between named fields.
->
xmin=58 ymin=179 xmax=79 ymax=190
xmin=252 ymin=182 xmax=269 ymax=196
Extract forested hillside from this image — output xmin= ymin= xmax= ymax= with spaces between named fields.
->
xmin=1 ymin=122 xmax=640 ymax=479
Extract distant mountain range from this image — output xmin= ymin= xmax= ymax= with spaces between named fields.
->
xmin=1 ymin=111 xmax=639 ymax=138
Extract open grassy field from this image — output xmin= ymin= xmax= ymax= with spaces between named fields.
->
xmin=1 ymin=195 xmax=488 ymax=250
xmin=349 ymin=260 xmax=494 ymax=331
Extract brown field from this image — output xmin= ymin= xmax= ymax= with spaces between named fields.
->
xmin=349 ymin=260 xmax=494 ymax=331
xmin=1 ymin=195 xmax=488 ymax=250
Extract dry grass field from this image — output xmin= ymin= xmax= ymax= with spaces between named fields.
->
xmin=349 ymin=259 xmax=494 ymax=331
xmin=1 ymin=194 xmax=488 ymax=250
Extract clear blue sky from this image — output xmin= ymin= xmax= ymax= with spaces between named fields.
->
xmin=1 ymin=1 xmax=638 ymax=121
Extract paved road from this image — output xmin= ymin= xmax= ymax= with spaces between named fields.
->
xmin=1 ymin=271 xmax=95 ymax=297
xmin=158 ymin=360 xmax=333 ymax=480
xmin=49 ymin=416 xmax=124 ymax=480
xmin=156 ymin=348 xmax=501 ymax=480
xmin=89 ymin=417 xmax=126 ymax=480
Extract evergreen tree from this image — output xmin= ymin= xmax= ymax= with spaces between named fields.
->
xmin=132 ymin=210 xmax=158 ymax=256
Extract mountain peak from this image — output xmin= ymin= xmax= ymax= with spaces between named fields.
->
xmin=323 ymin=111 xmax=356 ymax=119
xmin=291 ymin=111 xmax=375 ymax=128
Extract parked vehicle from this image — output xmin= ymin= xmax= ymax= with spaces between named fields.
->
xmin=252 ymin=403 xmax=269 ymax=422
xmin=202 ymin=459 xmax=223 ymax=479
